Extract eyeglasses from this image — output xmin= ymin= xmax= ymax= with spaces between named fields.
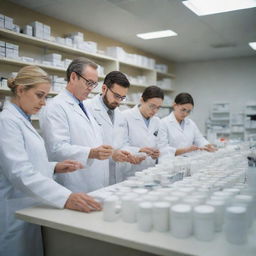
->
xmin=75 ymin=72 xmax=98 ymax=89
xmin=107 ymin=87 xmax=126 ymax=101
xmin=148 ymin=103 xmax=161 ymax=111
xmin=179 ymin=107 xmax=192 ymax=114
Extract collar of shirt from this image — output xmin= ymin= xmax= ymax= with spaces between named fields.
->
xmin=64 ymin=88 xmax=80 ymax=104
xmin=11 ymin=102 xmax=31 ymax=122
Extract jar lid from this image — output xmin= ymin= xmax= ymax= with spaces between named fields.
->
xmin=194 ymin=205 xmax=215 ymax=218
xmin=206 ymin=200 xmax=225 ymax=207
xmin=171 ymin=204 xmax=192 ymax=217
xmin=225 ymin=206 xmax=247 ymax=219
xmin=139 ymin=202 xmax=153 ymax=212
xmin=234 ymin=195 xmax=253 ymax=204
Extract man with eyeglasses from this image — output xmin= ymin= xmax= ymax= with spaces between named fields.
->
xmin=158 ymin=92 xmax=216 ymax=159
xmin=40 ymin=57 xmax=113 ymax=193
xmin=85 ymin=71 xmax=146 ymax=184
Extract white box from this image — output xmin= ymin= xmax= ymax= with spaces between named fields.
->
xmin=56 ymin=37 xmax=65 ymax=45
xmin=106 ymin=47 xmax=126 ymax=60
xmin=13 ymin=24 xmax=20 ymax=33
xmin=45 ymin=53 xmax=62 ymax=61
xmin=0 ymin=14 xmax=4 ymax=28
xmin=83 ymin=41 xmax=97 ymax=53
xmin=22 ymin=25 xmax=33 ymax=36
xmin=31 ymin=21 xmax=44 ymax=38
xmin=69 ymin=31 xmax=84 ymax=39
xmin=43 ymin=24 xmax=51 ymax=40
xmin=4 ymin=16 xmax=14 ymax=30
xmin=0 ymin=40 xmax=5 ymax=57
xmin=64 ymin=38 xmax=72 ymax=47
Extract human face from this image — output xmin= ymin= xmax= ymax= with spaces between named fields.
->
xmin=72 ymin=65 xmax=98 ymax=101
xmin=102 ymin=83 xmax=128 ymax=110
xmin=140 ymin=97 xmax=163 ymax=119
xmin=15 ymin=83 xmax=51 ymax=115
xmin=173 ymin=103 xmax=193 ymax=122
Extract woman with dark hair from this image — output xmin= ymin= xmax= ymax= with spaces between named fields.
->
xmin=122 ymin=86 xmax=164 ymax=176
xmin=158 ymin=92 xmax=216 ymax=158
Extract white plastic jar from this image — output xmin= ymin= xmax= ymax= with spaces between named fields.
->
xmin=193 ymin=205 xmax=215 ymax=241
xmin=137 ymin=202 xmax=153 ymax=232
xmin=170 ymin=204 xmax=192 ymax=238
xmin=206 ymin=200 xmax=225 ymax=232
xmin=121 ymin=195 xmax=137 ymax=223
xmin=103 ymin=196 xmax=119 ymax=222
xmin=153 ymin=202 xmax=170 ymax=232
xmin=224 ymin=206 xmax=248 ymax=244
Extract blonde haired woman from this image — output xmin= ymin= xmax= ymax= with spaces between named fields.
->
xmin=0 ymin=66 xmax=101 ymax=256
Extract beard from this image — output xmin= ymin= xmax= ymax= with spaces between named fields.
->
xmin=103 ymin=95 xmax=119 ymax=110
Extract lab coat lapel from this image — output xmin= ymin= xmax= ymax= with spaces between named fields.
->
xmin=168 ymin=112 xmax=184 ymax=133
xmin=132 ymin=105 xmax=148 ymax=132
xmin=5 ymin=102 xmax=43 ymax=141
xmin=94 ymin=95 xmax=113 ymax=126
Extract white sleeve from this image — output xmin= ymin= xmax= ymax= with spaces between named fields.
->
xmin=192 ymin=121 xmax=209 ymax=147
xmin=0 ymin=119 xmax=71 ymax=208
xmin=157 ymin=120 xmax=176 ymax=158
xmin=40 ymin=102 xmax=93 ymax=166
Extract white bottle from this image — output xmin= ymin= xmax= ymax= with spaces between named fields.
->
xmin=206 ymin=200 xmax=225 ymax=232
xmin=153 ymin=202 xmax=170 ymax=232
xmin=224 ymin=206 xmax=248 ymax=244
xmin=193 ymin=205 xmax=215 ymax=241
xmin=103 ymin=196 xmax=119 ymax=222
xmin=137 ymin=202 xmax=153 ymax=232
xmin=170 ymin=204 xmax=192 ymax=238
xmin=121 ymin=195 xmax=137 ymax=223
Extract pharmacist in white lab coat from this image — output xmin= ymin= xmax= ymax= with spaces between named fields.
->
xmin=0 ymin=66 xmax=101 ymax=256
xmin=40 ymin=57 xmax=113 ymax=192
xmin=157 ymin=92 xmax=216 ymax=159
xmin=122 ymin=86 xmax=164 ymax=176
xmin=85 ymin=71 xmax=145 ymax=184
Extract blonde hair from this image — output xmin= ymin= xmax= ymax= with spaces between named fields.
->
xmin=7 ymin=65 xmax=51 ymax=95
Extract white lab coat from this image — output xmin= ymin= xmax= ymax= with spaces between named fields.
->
xmin=0 ymin=101 xmax=71 ymax=256
xmin=122 ymin=105 xmax=160 ymax=176
xmin=157 ymin=111 xmax=209 ymax=159
xmin=85 ymin=94 xmax=129 ymax=184
xmin=40 ymin=89 xmax=109 ymax=192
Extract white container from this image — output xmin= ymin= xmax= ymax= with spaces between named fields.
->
xmin=121 ymin=195 xmax=137 ymax=223
xmin=233 ymin=194 xmax=254 ymax=228
xmin=206 ymin=200 xmax=225 ymax=232
xmin=224 ymin=206 xmax=248 ymax=244
xmin=153 ymin=202 xmax=170 ymax=232
xmin=103 ymin=196 xmax=118 ymax=222
xmin=193 ymin=205 xmax=215 ymax=241
xmin=137 ymin=202 xmax=153 ymax=232
xmin=171 ymin=204 xmax=192 ymax=238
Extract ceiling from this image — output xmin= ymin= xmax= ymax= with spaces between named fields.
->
xmin=9 ymin=0 xmax=256 ymax=62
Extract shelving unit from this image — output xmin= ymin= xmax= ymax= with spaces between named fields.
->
xmin=0 ymin=26 xmax=175 ymax=117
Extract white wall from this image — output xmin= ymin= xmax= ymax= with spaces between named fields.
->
xmin=174 ymin=56 xmax=256 ymax=134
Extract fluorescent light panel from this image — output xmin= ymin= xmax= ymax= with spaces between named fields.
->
xmin=137 ymin=30 xmax=177 ymax=40
xmin=249 ymin=42 xmax=256 ymax=50
xmin=183 ymin=0 xmax=256 ymax=16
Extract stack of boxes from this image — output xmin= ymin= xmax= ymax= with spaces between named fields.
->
xmin=44 ymin=53 xmax=63 ymax=68
xmin=0 ymin=40 xmax=19 ymax=59
xmin=30 ymin=21 xmax=51 ymax=40
xmin=157 ymin=78 xmax=172 ymax=90
xmin=155 ymin=64 xmax=168 ymax=73
xmin=51 ymin=75 xmax=66 ymax=92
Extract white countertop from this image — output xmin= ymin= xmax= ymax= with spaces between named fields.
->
xmin=16 ymin=205 xmax=256 ymax=256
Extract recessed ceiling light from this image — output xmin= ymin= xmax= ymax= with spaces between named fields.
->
xmin=183 ymin=0 xmax=256 ymax=16
xmin=249 ymin=42 xmax=256 ymax=50
xmin=136 ymin=30 xmax=177 ymax=40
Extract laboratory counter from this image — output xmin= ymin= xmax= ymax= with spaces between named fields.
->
xmin=16 ymin=205 xmax=256 ymax=256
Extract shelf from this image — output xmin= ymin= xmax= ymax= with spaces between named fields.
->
xmin=211 ymin=111 xmax=230 ymax=114
xmin=130 ymin=83 xmax=174 ymax=92
xmin=0 ymin=28 xmax=116 ymax=63
xmin=119 ymin=61 xmax=154 ymax=72
xmin=156 ymin=71 xmax=176 ymax=79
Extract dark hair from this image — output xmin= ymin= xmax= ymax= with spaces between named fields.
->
xmin=103 ymin=71 xmax=130 ymax=89
xmin=174 ymin=93 xmax=194 ymax=106
xmin=141 ymin=86 xmax=164 ymax=101
xmin=66 ymin=57 xmax=98 ymax=82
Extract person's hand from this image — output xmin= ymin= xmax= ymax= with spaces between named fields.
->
xmin=150 ymin=149 xmax=160 ymax=160
xmin=127 ymin=153 xmax=146 ymax=164
xmin=139 ymin=147 xmax=155 ymax=156
xmin=64 ymin=193 xmax=102 ymax=213
xmin=112 ymin=149 xmax=131 ymax=162
xmin=202 ymin=144 xmax=218 ymax=152
xmin=54 ymin=160 xmax=83 ymax=173
xmin=185 ymin=145 xmax=199 ymax=153
xmin=89 ymin=145 xmax=113 ymax=160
